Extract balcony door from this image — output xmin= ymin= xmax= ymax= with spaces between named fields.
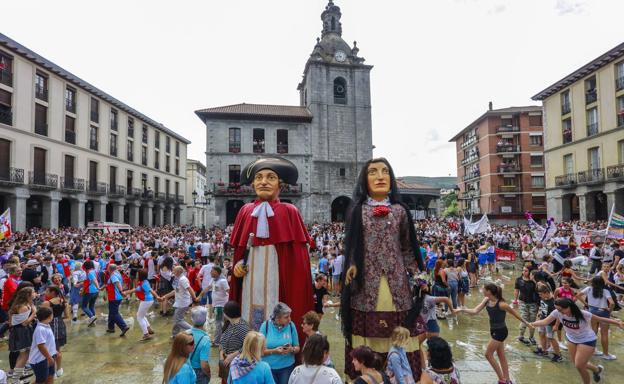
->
xmin=33 ymin=147 xmax=46 ymax=183
xmin=588 ymin=147 xmax=600 ymax=170
xmin=89 ymin=161 xmax=97 ymax=190
xmin=0 ymin=139 xmax=9 ymax=179
xmin=110 ymin=166 xmax=117 ymax=190
xmin=64 ymin=155 xmax=74 ymax=187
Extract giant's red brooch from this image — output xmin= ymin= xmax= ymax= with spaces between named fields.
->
xmin=372 ymin=206 xmax=391 ymax=217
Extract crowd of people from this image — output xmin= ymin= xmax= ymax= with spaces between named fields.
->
xmin=0 ymin=218 xmax=623 ymax=384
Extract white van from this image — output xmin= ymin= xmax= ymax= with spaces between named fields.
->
xmin=86 ymin=221 xmax=133 ymax=233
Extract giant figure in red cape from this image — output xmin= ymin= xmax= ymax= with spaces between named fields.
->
xmin=229 ymin=157 xmax=314 ymax=342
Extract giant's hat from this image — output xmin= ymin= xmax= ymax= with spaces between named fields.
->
xmin=241 ymin=157 xmax=298 ymax=186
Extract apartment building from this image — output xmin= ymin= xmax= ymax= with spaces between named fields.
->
xmin=532 ymin=42 xmax=624 ymax=221
xmin=449 ymin=104 xmax=546 ymax=223
xmin=185 ymin=159 xmax=208 ymax=228
xmin=0 ymin=33 xmax=190 ymax=231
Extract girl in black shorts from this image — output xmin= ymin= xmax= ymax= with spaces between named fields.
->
xmin=456 ymin=283 xmax=531 ymax=384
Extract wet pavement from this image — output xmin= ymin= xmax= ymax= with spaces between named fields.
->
xmin=1 ymin=267 xmax=623 ymax=383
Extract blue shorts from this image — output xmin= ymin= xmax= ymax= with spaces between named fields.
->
xmin=426 ymin=319 xmax=440 ymax=333
xmin=200 ymin=291 xmax=212 ymax=306
xmin=569 ymin=339 xmax=597 ymax=348
xmin=32 ymin=356 xmax=56 ymax=383
xmin=478 ymin=253 xmax=488 ymax=266
xmin=486 ymin=253 xmax=496 ymax=264
xmin=589 ymin=307 xmax=610 ymax=319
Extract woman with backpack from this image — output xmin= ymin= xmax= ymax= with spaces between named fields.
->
xmin=259 ymin=302 xmax=299 ymax=384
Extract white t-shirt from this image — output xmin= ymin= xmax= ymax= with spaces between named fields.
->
xmin=145 ymin=257 xmax=156 ymax=279
xmin=212 ymin=277 xmax=229 ymax=307
xmin=200 ymin=242 xmax=211 ymax=257
xmin=332 ymin=255 xmax=344 ymax=276
xmin=198 ymin=263 xmax=214 ymax=290
xmin=420 ymin=295 xmax=438 ymax=322
xmin=288 ymin=364 xmax=342 ymax=384
xmin=551 ymin=309 xmax=596 ymax=344
xmin=173 ymin=275 xmax=192 ymax=308
xmin=28 ymin=323 xmax=57 ymax=365
xmin=581 ymin=287 xmax=611 ymax=310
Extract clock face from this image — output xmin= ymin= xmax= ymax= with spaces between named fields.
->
xmin=334 ymin=50 xmax=347 ymax=62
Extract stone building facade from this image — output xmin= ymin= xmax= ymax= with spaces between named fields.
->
xmin=195 ymin=1 xmax=373 ymax=225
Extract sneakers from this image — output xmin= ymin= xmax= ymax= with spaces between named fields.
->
xmin=533 ymin=348 xmax=548 ymax=356
xmin=120 ymin=327 xmax=130 ymax=337
xmin=601 ymin=353 xmax=616 ymax=361
xmin=88 ymin=316 xmax=97 ymax=327
xmin=56 ymin=368 xmax=64 ymax=378
xmin=593 ymin=364 xmax=604 ymax=382
xmin=517 ymin=337 xmax=530 ymax=345
xmin=559 ymin=341 xmax=568 ymax=351
xmin=528 ymin=337 xmax=537 ymax=345
xmin=593 ymin=350 xmax=604 ymax=356
xmin=106 ymin=329 xmax=116 ymax=333
xmin=551 ymin=354 xmax=563 ymax=363
xmin=141 ymin=334 xmax=153 ymax=341
xmin=72 ymin=317 xmax=77 ymax=322
xmin=147 ymin=327 xmax=155 ymax=335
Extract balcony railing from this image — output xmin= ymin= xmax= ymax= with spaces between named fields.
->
xmin=561 ymin=103 xmax=571 ymax=115
xmin=555 ymin=173 xmax=577 ymax=187
xmin=35 ymin=87 xmax=48 ymax=101
xmin=496 ymin=144 xmax=520 ymax=153
xmin=562 ymin=129 xmax=573 ymax=144
xmin=28 ymin=172 xmax=57 ymax=189
xmin=60 ymin=177 xmax=84 ymax=192
xmin=460 ymin=135 xmax=478 ymax=149
xmin=213 ymin=182 xmax=302 ymax=196
xmin=607 ymin=164 xmax=624 ymax=180
xmin=90 ymin=110 xmax=99 ymax=122
xmin=127 ymin=187 xmax=142 ymax=198
xmin=65 ymin=101 xmax=76 ymax=113
xmin=277 ymin=144 xmax=289 ymax=154
xmin=177 ymin=195 xmax=184 ymax=203
xmin=460 ymin=189 xmax=480 ymax=200
xmin=108 ymin=185 xmax=126 ymax=197
xmin=585 ymin=89 xmax=597 ymax=104
xmin=496 ymin=125 xmax=520 ymax=134
xmin=0 ymin=69 xmax=12 ymax=87
xmin=616 ymin=77 xmax=624 ymax=91
xmin=462 ymin=171 xmax=480 ymax=181
xmin=0 ymin=167 xmax=24 ymax=185
xmin=229 ymin=144 xmax=241 ymax=153
xmin=65 ymin=130 xmax=76 ymax=144
xmin=498 ymin=185 xmax=520 ymax=193
xmin=155 ymin=192 xmax=165 ymax=201
xmin=35 ymin=122 xmax=48 ymax=136
xmin=142 ymin=190 xmax=154 ymax=199
xmin=86 ymin=181 xmax=108 ymax=195
xmin=498 ymin=164 xmax=521 ymax=173
xmin=577 ymin=168 xmax=604 ymax=184
xmin=0 ymin=109 xmax=12 ymax=126
xmin=253 ymin=144 xmax=265 ymax=153
xmin=587 ymin=123 xmax=599 ymax=137
xmin=461 ymin=153 xmax=479 ymax=166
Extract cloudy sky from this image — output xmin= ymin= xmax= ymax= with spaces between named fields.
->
xmin=3 ymin=0 xmax=624 ymax=177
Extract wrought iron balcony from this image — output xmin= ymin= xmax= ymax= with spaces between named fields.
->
xmin=86 ymin=181 xmax=108 ymax=195
xmin=127 ymin=187 xmax=142 ymax=198
xmin=496 ymin=144 xmax=520 ymax=153
xmin=177 ymin=194 xmax=184 ymax=203
xmin=585 ymin=89 xmax=597 ymax=104
xmin=0 ymin=109 xmax=12 ymax=126
xmin=0 ymin=69 xmax=12 ymax=87
xmin=460 ymin=189 xmax=480 ymax=200
xmin=461 ymin=153 xmax=479 ymax=165
xmin=155 ymin=192 xmax=165 ymax=201
xmin=607 ymin=164 xmax=624 ymax=181
xmin=229 ymin=144 xmax=241 ymax=153
xmin=460 ymin=135 xmax=478 ymax=149
xmin=35 ymin=122 xmax=48 ymax=136
xmin=28 ymin=172 xmax=57 ymax=189
xmin=108 ymin=185 xmax=126 ymax=197
xmin=277 ymin=144 xmax=289 ymax=154
xmin=142 ymin=190 xmax=154 ymax=199
xmin=35 ymin=86 xmax=48 ymax=101
xmin=462 ymin=171 xmax=480 ymax=182
xmin=166 ymin=193 xmax=175 ymax=202
xmin=496 ymin=125 xmax=520 ymax=134
xmin=587 ymin=123 xmax=599 ymax=137
xmin=577 ymin=168 xmax=604 ymax=184
xmin=555 ymin=173 xmax=577 ymax=187
xmin=498 ymin=164 xmax=521 ymax=173
xmin=60 ymin=177 xmax=84 ymax=192
xmin=213 ymin=182 xmax=302 ymax=197
xmin=0 ymin=167 xmax=24 ymax=185
xmin=499 ymin=185 xmax=521 ymax=193
xmin=65 ymin=130 xmax=76 ymax=144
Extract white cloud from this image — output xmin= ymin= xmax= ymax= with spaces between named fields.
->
xmin=554 ymin=0 xmax=586 ymax=15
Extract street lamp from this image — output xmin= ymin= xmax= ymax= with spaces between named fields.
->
xmin=192 ymin=189 xmax=213 ymax=239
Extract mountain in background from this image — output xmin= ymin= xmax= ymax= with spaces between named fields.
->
xmin=398 ymin=176 xmax=457 ymax=189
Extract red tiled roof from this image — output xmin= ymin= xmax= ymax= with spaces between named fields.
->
xmin=195 ymin=103 xmax=313 ymax=122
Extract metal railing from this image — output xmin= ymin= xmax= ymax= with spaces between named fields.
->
xmin=555 ymin=173 xmax=577 ymax=187
xmin=127 ymin=187 xmax=142 ymax=198
xmin=498 ymin=185 xmax=521 ymax=193
xmin=587 ymin=123 xmax=599 ymax=137
xmin=108 ymin=185 xmax=126 ymax=197
xmin=156 ymin=192 xmax=165 ymax=201
xmin=65 ymin=130 xmax=76 ymax=144
xmin=460 ymin=189 xmax=480 ymax=199
xmin=166 ymin=193 xmax=175 ymax=202
xmin=496 ymin=144 xmax=520 ymax=153
xmin=461 ymin=153 xmax=479 ymax=165
xmin=585 ymin=90 xmax=597 ymax=104
xmin=498 ymin=164 xmax=521 ymax=173
xmin=177 ymin=195 xmax=184 ymax=203
xmin=0 ymin=167 xmax=24 ymax=185
xmin=142 ymin=190 xmax=154 ymax=199
xmin=229 ymin=143 xmax=241 ymax=153
xmin=86 ymin=181 xmax=108 ymax=195
xmin=460 ymin=135 xmax=478 ymax=149
xmin=277 ymin=144 xmax=289 ymax=154
xmin=35 ymin=122 xmax=48 ymax=136
xmin=577 ymin=168 xmax=604 ymax=184
xmin=607 ymin=164 xmax=624 ymax=180
xmin=0 ymin=109 xmax=12 ymax=125
xmin=28 ymin=172 xmax=57 ymax=189
xmin=496 ymin=125 xmax=520 ymax=134
xmin=35 ymin=87 xmax=48 ymax=101
xmin=462 ymin=171 xmax=480 ymax=181
xmin=0 ymin=69 xmax=12 ymax=87
xmin=60 ymin=177 xmax=84 ymax=191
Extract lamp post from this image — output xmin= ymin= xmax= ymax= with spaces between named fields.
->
xmin=192 ymin=189 xmax=213 ymax=239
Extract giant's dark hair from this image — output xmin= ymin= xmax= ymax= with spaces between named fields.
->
xmin=339 ymin=158 xmax=425 ymax=345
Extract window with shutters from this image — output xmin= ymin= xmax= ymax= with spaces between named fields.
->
xmin=0 ymin=89 xmax=12 ymax=126
xmin=229 ymin=128 xmax=241 ymax=153
xmin=35 ymin=104 xmax=47 ymax=136
xmin=65 ymin=116 xmax=75 ymax=144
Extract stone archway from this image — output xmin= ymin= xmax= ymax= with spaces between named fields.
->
xmin=331 ymin=196 xmax=352 ymax=222
xmin=226 ymin=200 xmax=245 ymax=225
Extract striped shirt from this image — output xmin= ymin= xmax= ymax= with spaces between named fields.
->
xmin=220 ymin=318 xmax=251 ymax=355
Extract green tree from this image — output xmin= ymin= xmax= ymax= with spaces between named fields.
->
xmin=442 ymin=199 xmax=459 ymax=217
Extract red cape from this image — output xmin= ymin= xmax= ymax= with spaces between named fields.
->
xmin=229 ymin=200 xmax=314 ymax=344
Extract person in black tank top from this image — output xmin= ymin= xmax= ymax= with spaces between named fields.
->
xmin=456 ymin=283 xmax=531 ymax=384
